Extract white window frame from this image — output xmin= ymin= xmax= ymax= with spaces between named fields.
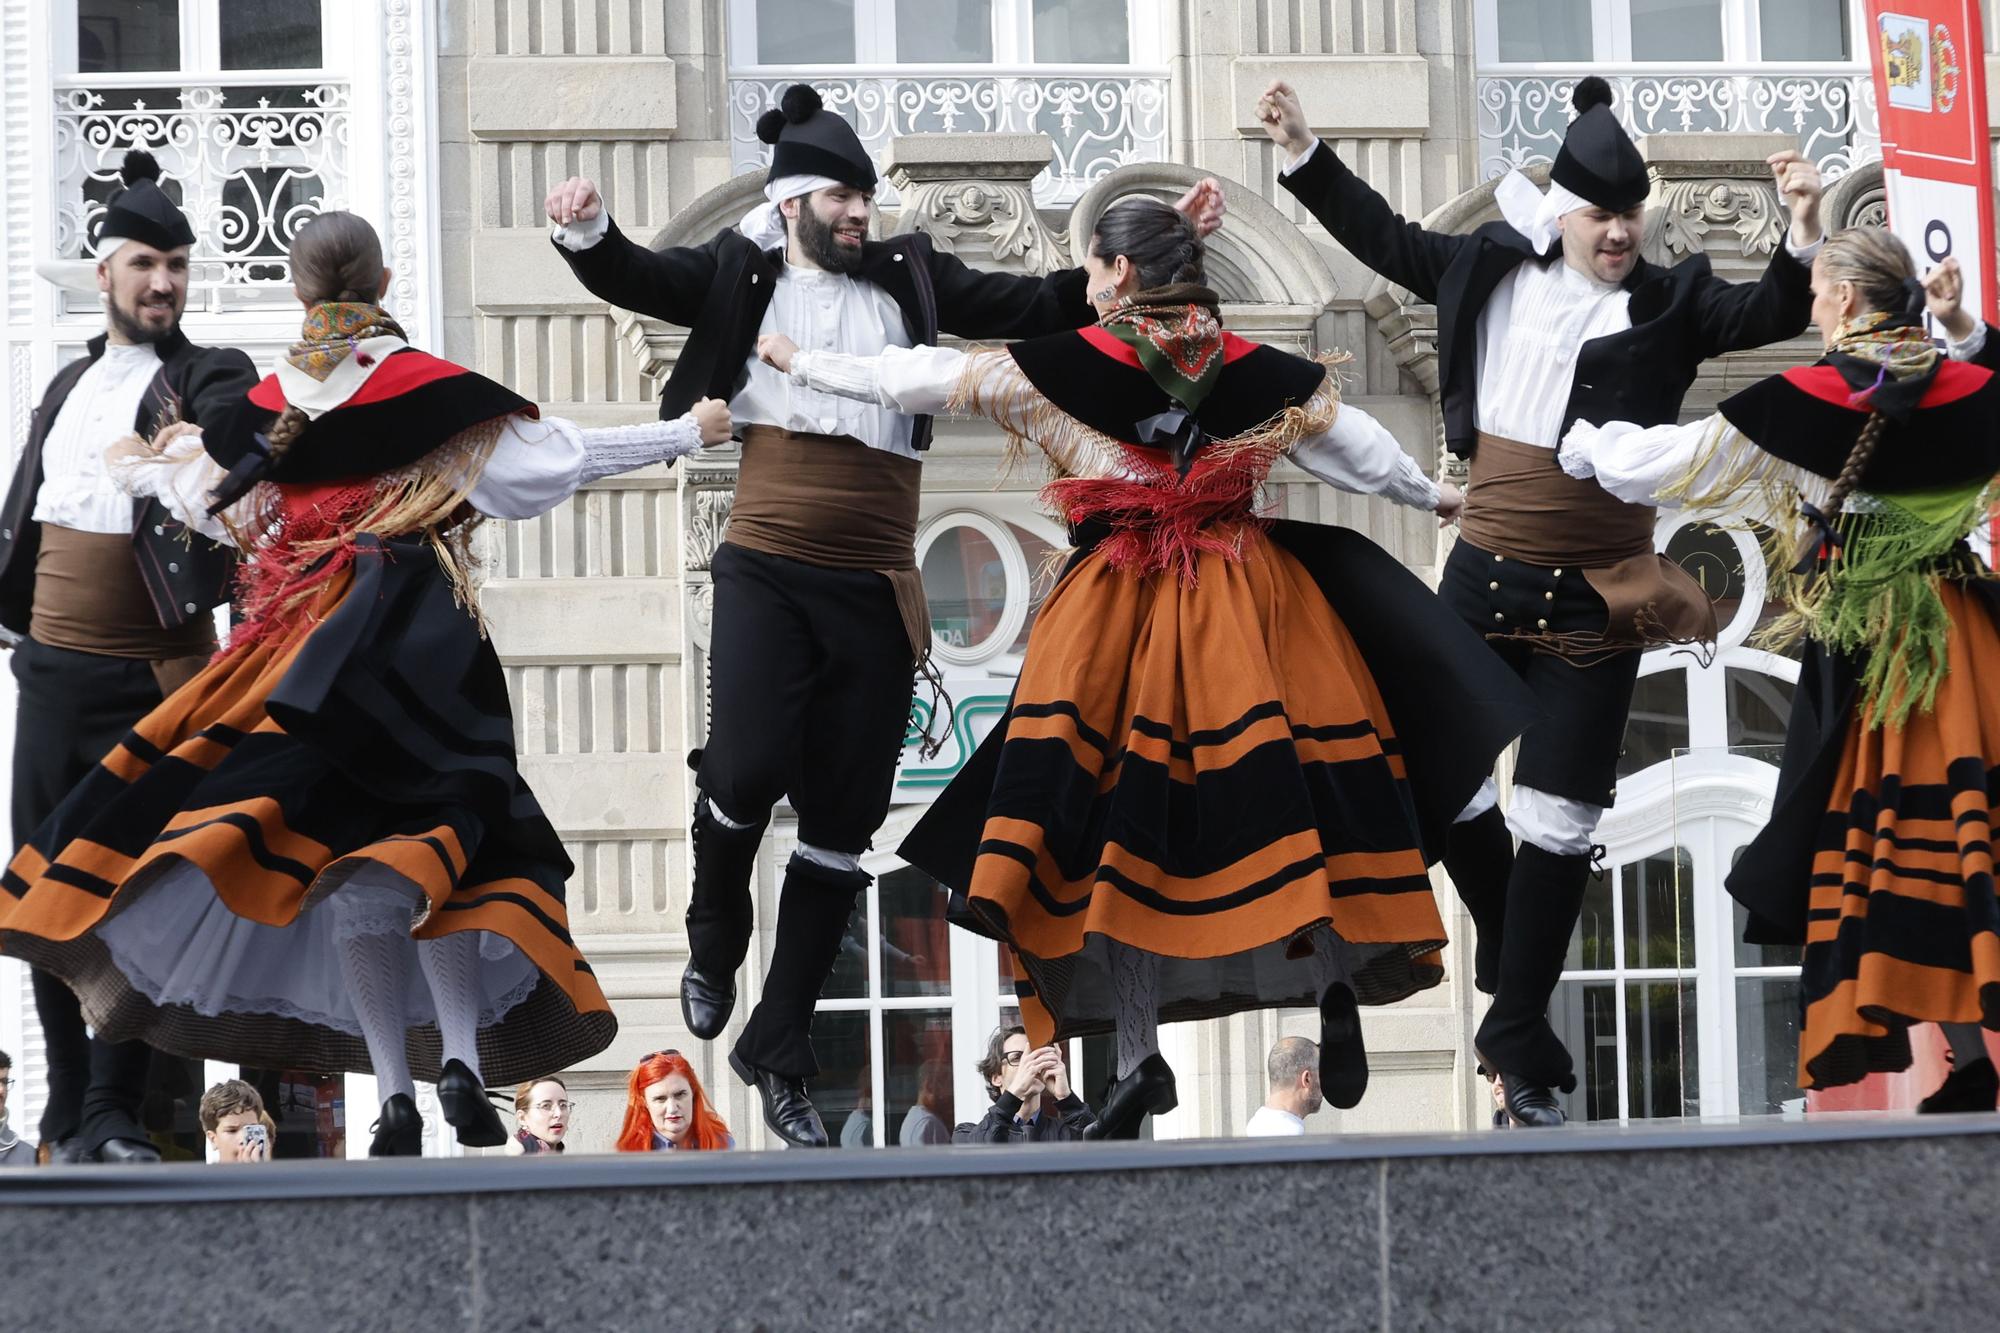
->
xmin=1473 ymin=0 xmax=1871 ymax=66
xmin=1567 ymin=514 xmax=1805 ymax=1121
xmin=727 ymin=0 xmax=1166 ymax=72
xmin=55 ymin=0 xmax=356 ymax=79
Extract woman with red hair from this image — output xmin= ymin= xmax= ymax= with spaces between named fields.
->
xmin=615 ymin=1051 xmax=734 ymax=1152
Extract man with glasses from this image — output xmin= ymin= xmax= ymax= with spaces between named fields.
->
xmin=0 ymin=1050 xmax=28 ymax=1166
xmin=954 ymin=1025 xmax=1097 ymax=1144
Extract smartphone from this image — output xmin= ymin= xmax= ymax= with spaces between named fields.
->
xmin=240 ymin=1122 xmax=268 ymax=1153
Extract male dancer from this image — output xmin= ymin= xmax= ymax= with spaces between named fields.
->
xmin=547 ymin=85 xmax=1222 ymax=1145
xmin=1258 ymin=78 xmax=1824 ymax=1124
xmin=0 ymin=150 xmax=257 ymax=1161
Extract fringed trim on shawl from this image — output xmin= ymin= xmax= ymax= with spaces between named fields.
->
xmin=1764 ymin=485 xmax=1997 ymax=730
xmin=947 ymin=349 xmax=1348 ymax=585
xmin=1643 ymin=416 xmax=1996 ymax=728
xmin=222 ymin=417 xmax=505 ymax=654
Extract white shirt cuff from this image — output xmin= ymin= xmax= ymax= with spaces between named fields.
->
xmin=1279 ymin=137 xmax=1321 ymax=178
xmin=1948 ymin=321 xmax=1988 ymax=361
xmin=1557 ymin=420 xmax=1601 ymax=480
xmin=1784 ymin=230 xmax=1824 ymax=263
xmin=790 ymin=350 xmax=884 ymax=403
xmin=551 ymin=209 xmax=611 ymax=252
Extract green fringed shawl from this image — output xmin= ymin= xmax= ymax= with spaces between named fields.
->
xmin=1764 ymin=478 xmax=1995 ymax=729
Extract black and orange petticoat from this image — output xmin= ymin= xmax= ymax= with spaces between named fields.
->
xmin=1733 ymin=579 xmax=2000 ymax=1089
xmin=905 ymin=514 xmax=1540 ymax=1045
xmin=0 ymin=533 xmax=615 ymax=1084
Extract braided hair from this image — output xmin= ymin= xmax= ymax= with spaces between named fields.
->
xmin=268 ymin=212 xmax=386 ymax=454
xmin=1813 ymin=227 xmax=1920 ymax=530
xmin=1089 ymin=196 xmax=1205 ymax=291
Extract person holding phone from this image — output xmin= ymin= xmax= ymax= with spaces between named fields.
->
xmin=200 ymin=1080 xmax=273 ymax=1164
xmin=953 ymin=1026 xmax=1097 ymax=1144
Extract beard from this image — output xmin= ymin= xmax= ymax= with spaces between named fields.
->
xmin=107 ymin=289 xmax=180 ymax=345
xmin=794 ymin=203 xmax=865 ymax=275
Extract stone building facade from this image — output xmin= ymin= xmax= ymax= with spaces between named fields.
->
xmin=0 ymin=0 xmax=1983 ymax=1153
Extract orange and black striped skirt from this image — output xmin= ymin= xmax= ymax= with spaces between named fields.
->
xmin=0 ymin=535 xmax=614 ymax=1084
xmin=1796 ymin=580 xmax=2000 ymax=1088
xmin=964 ymin=528 xmax=1448 ymax=1042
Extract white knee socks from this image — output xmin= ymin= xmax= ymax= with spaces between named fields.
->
xmin=418 ymin=931 xmax=485 ymax=1083
xmin=1107 ymin=941 xmax=1162 ymax=1079
xmin=337 ymin=929 xmax=417 ymax=1105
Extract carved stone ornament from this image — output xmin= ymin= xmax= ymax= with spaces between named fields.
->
xmin=1655 ymin=178 xmax=1785 ymax=258
xmin=688 ymin=580 xmax=716 ymax=656
xmin=896 ymin=176 xmax=1070 ymax=272
xmin=682 ymin=488 xmax=735 ymax=573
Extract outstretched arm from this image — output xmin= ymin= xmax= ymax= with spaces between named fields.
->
xmin=469 ymin=401 xmax=733 ymax=520
xmin=766 ymin=334 xmax=968 ymax=415
xmin=545 ymin=175 xmax=720 ymax=328
xmin=925 ymin=178 xmax=1227 ymax=341
xmin=1560 ymin=412 xmax=1821 ymax=527
xmin=1257 ymin=81 xmax=1463 ymax=302
xmin=1693 ymin=152 xmax=1825 ymax=358
xmin=1286 ymin=400 xmax=1455 ymax=518
xmin=1925 ymin=257 xmax=1999 ymax=369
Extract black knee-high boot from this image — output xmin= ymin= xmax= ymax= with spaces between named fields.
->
xmin=731 ymin=855 xmax=868 ymax=1147
xmin=1444 ymin=806 xmax=1514 ymax=995
xmin=1474 ymin=843 xmax=1594 ymax=1100
xmin=77 ymin=1035 xmax=159 ymax=1162
xmin=681 ymin=794 xmax=768 ymax=1039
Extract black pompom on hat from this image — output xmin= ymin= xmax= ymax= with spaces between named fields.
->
xmin=1551 ymin=77 xmax=1647 ymax=213
xmin=99 ymin=148 xmax=197 ymax=254
xmin=755 ymin=83 xmax=875 ymax=191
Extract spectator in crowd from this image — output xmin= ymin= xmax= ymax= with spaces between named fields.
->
xmin=199 ymin=1079 xmax=273 ymax=1163
xmin=0 ymin=1048 xmax=29 ymax=1166
xmin=508 ymin=1076 xmax=571 ymax=1155
xmin=614 ymin=1051 xmax=734 ymax=1152
xmin=954 ymin=1025 xmax=1096 ymax=1143
xmin=1245 ymin=1036 xmax=1321 ymax=1136
xmin=899 ymin=1061 xmax=953 ymax=1146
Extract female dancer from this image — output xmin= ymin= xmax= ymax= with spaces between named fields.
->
xmin=615 ymin=1050 xmax=735 ymax=1151
xmin=0 ymin=212 xmax=728 ymax=1153
xmin=760 ymin=197 xmax=1537 ymax=1136
xmin=1563 ymin=231 xmax=2000 ymax=1110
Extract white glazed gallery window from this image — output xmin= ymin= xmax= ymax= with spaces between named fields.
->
xmin=1550 ymin=515 xmax=1806 ymax=1121
xmin=52 ymin=1 xmax=359 ymax=313
xmin=1472 ymin=0 xmax=1879 ymax=180
xmin=724 ymin=0 xmax=1169 ymax=203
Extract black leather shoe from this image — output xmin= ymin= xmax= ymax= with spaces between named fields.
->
xmin=1319 ymin=981 xmax=1369 ymax=1110
xmin=1083 ymin=1053 xmax=1178 ymax=1140
xmin=370 ymin=1093 xmax=424 ymax=1157
xmin=93 ymin=1136 xmax=162 ymax=1164
xmin=730 ymin=1049 xmax=829 ymax=1148
xmin=1493 ymin=1070 xmax=1565 ymax=1128
xmin=1919 ymin=1057 xmax=1999 ymax=1114
xmin=681 ymin=962 xmax=737 ymax=1042
xmin=437 ymin=1059 xmax=509 ymax=1148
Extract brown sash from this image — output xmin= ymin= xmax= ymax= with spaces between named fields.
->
xmin=1460 ymin=431 xmax=1715 ymax=655
xmin=31 ymin=525 xmax=217 ymax=684
xmin=726 ymin=426 xmax=929 ymax=661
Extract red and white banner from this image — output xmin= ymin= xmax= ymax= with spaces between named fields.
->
xmin=1864 ymin=0 xmax=1996 ymax=325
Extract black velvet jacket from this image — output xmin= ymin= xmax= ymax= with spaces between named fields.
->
xmin=553 ymin=217 xmax=1095 ymax=452
xmin=0 ymin=329 xmax=259 ymax=636
xmin=1278 ymin=141 xmax=1814 ymax=459
xmin=952 ymin=1090 xmax=1098 ymax=1144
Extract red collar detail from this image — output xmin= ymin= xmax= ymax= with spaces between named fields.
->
xmin=1780 ymin=358 xmax=1993 ymax=410
xmin=242 ymin=349 xmax=475 ymax=414
xmin=1077 ymin=326 xmax=1261 ymax=366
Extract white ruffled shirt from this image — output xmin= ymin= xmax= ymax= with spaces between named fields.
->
xmin=554 ymin=210 xmax=920 ymax=458
xmin=33 ymin=341 xmax=163 ymax=533
xmin=786 ymin=343 xmax=1442 ymax=511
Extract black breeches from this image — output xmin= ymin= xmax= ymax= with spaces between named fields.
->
xmin=695 ymin=543 xmax=916 ymax=854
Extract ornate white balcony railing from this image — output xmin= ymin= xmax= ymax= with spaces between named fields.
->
xmin=1477 ymin=70 xmax=1880 ymax=183
xmin=728 ymin=70 xmax=1170 ymax=205
xmin=53 ymin=80 xmax=351 ymax=297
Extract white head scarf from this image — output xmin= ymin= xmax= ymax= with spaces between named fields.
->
xmin=1494 ymin=170 xmax=1593 ymax=255
xmin=738 ymin=174 xmax=844 ymax=252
